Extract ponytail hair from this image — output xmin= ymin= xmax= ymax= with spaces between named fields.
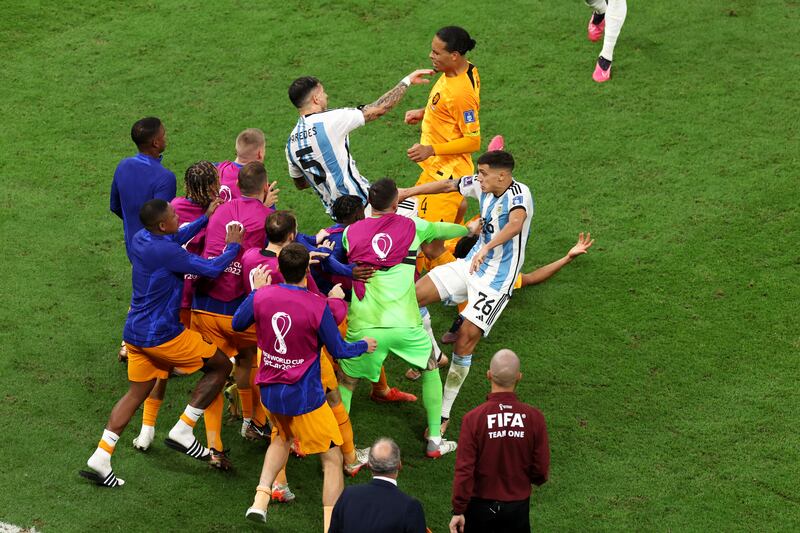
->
xmin=435 ymin=26 xmax=476 ymax=55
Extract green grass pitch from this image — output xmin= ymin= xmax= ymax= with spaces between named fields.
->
xmin=1 ymin=1 xmax=798 ymax=531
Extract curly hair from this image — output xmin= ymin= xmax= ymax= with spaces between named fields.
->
xmin=184 ymin=161 xmax=219 ymax=208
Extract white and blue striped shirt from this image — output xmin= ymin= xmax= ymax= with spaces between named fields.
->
xmin=459 ymin=174 xmax=534 ymax=294
xmin=286 ymin=108 xmax=370 ymax=216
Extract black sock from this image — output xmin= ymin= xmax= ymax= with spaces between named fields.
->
xmin=598 ymin=56 xmax=612 ymax=71
xmin=448 ymin=315 xmax=464 ymax=334
xmin=592 ymin=11 xmax=605 ymax=25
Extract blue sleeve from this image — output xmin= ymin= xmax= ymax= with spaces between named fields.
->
xmin=110 ymin=175 xmax=122 ymax=219
xmin=295 ymin=233 xmax=318 ymax=249
xmin=318 ymin=306 xmax=367 ymax=359
xmin=232 ymin=291 xmax=256 ymax=331
xmin=176 ymin=215 xmax=208 ymax=245
xmin=154 ymin=171 xmax=177 ymax=202
xmin=162 ymin=242 xmax=241 ymax=277
xmin=320 ymin=253 xmax=355 ymax=279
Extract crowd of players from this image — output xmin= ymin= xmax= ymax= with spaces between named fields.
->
xmin=82 ymin=20 xmax=605 ymax=532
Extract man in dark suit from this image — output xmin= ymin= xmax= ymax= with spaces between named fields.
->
xmin=329 ymin=437 xmax=427 ymax=533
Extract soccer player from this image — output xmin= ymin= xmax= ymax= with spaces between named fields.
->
xmin=192 ymin=161 xmax=277 ymax=454
xmin=217 ymin=128 xmax=267 ymax=202
xmin=585 ymin=0 xmax=628 ymax=82
xmin=131 ymin=161 xmax=223 ymax=453
xmin=110 ymin=117 xmax=176 ymax=257
xmin=438 ymin=232 xmax=595 ymax=345
xmin=232 ymin=244 xmax=376 ymax=529
xmin=241 ymin=211 xmax=375 ymax=480
xmin=405 ymin=26 xmax=481 ymax=267
xmin=80 ymin=199 xmax=242 ymax=487
xmin=411 ymin=151 xmax=534 ymax=436
xmin=336 ymin=179 xmax=482 ymax=458
xmin=285 ymin=68 xmax=433 ymax=217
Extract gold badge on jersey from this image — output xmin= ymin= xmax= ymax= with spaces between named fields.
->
xmin=431 ymin=92 xmax=440 ymax=106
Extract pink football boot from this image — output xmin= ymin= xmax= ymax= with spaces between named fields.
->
xmin=487 ymin=135 xmax=505 ymax=151
xmin=592 ymin=61 xmax=611 ymax=83
xmin=588 ymin=15 xmax=605 ymax=42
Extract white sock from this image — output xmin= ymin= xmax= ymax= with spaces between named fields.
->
xmin=169 ymin=405 xmax=205 ymax=447
xmin=585 ymin=0 xmax=606 ymax=14
xmin=442 ymin=354 xmax=472 ymax=419
xmin=101 ymin=429 xmax=120 ymax=448
xmin=429 ymin=436 xmax=442 ymax=446
xmin=87 ymin=448 xmax=112 ymax=475
xmin=600 ymin=0 xmax=627 ymax=61
xmin=134 ymin=425 xmax=155 ymax=447
xmin=420 ymin=307 xmax=442 ymax=361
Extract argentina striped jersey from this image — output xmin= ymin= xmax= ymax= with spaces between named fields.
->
xmin=285 ymin=108 xmax=370 ymax=216
xmin=459 ymin=174 xmax=534 ymax=294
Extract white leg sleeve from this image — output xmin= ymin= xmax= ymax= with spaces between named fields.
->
xmin=600 ymin=0 xmax=627 ymax=61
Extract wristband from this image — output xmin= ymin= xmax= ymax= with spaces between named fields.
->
xmin=400 ymin=75 xmax=411 ymax=87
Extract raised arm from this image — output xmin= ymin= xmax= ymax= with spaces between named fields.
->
xmin=521 ymin=232 xmax=594 ymax=286
xmin=360 ymin=69 xmax=434 ymax=123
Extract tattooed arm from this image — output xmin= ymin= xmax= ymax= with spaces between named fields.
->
xmin=361 ymin=69 xmax=434 ymax=122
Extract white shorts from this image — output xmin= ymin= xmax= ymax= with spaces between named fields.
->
xmin=426 ymin=260 xmax=511 ymax=336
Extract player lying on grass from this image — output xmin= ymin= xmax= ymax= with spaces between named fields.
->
xmin=410 ymin=150 xmax=535 ymax=436
xmin=232 ymin=244 xmax=376 ymax=528
xmin=336 ymin=178 xmax=482 ymax=458
xmin=80 ymin=199 xmax=242 ymax=487
xmin=434 ymin=231 xmax=595 ymax=346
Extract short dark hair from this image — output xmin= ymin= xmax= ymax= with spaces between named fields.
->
xmin=477 ymin=150 xmax=515 ymax=172
xmin=331 ymin=195 xmax=364 ymax=224
xmin=278 ymin=243 xmax=309 ymax=284
xmin=266 ymin=210 xmax=297 ymax=244
xmin=288 ymin=76 xmax=321 ymax=108
xmin=454 ymin=234 xmax=479 ymax=259
xmin=368 ymin=178 xmax=398 ymax=211
xmin=184 ymin=161 xmax=219 ymax=208
xmin=131 ymin=117 xmax=162 ymax=148
xmin=139 ymin=199 xmax=170 ymax=230
xmin=238 ymin=161 xmax=268 ymax=195
xmin=436 ymin=26 xmax=476 ymax=55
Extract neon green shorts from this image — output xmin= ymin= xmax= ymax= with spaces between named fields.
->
xmin=339 ymin=326 xmax=433 ymax=382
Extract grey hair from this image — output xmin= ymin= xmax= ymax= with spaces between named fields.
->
xmin=368 ymin=437 xmax=401 ymax=475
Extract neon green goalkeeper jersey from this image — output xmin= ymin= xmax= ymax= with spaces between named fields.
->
xmin=342 ymin=215 xmax=467 ymax=331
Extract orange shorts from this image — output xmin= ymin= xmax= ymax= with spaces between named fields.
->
xmin=179 ymin=309 xmax=192 ymax=329
xmin=126 ymin=329 xmax=217 ymax=382
xmin=415 ymin=170 xmax=465 ymax=224
xmin=320 ymin=349 xmax=338 ymax=392
xmin=269 ymin=403 xmax=342 ymax=455
xmin=191 ymin=310 xmax=257 ymax=358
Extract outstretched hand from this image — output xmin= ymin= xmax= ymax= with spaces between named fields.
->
xmin=405 ymin=69 xmax=435 ymax=85
xmin=567 ymin=232 xmax=594 ymax=259
xmin=404 ymin=108 xmax=425 ymax=125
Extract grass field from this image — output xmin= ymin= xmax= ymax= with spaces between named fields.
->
xmin=1 ymin=1 xmax=798 ymax=531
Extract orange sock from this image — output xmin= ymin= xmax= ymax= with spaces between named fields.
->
xmin=142 ymin=398 xmax=162 ymax=427
xmin=204 ymin=393 xmax=224 ymax=450
xmin=274 ymin=467 xmax=288 ymax=486
xmin=331 ymin=402 xmax=355 ymax=458
xmin=250 ymin=366 xmax=267 ymax=426
xmin=371 ymin=366 xmax=390 ymax=396
xmin=239 ymin=387 xmax=253 ymax=420
xmin=428 ymin=249 xmax=455 ymax=269
xmin=457 ymin=301 xmax=468 ymax=313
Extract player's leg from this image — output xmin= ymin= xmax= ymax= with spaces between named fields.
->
xmin=320 ymin=349 xmax=366 ymax=475
xmin=339 ymin=328 xmax=390 ymax=412
xmin=166 ymin=347 xmax=232 ymax=461
xmin=594 ymin=0 xmax=627 ymax=82
xmin=416 ymin=275 xmax=446 ymax=307
xmin=82 ymin=378 xmax=156 ymax=487
xmin=246 ymin=429 xmax=291 ymax=522
xmin=320 ymin=446 xmax=345 ymax=532
xmin=441 ymin=320 xmax=483 ymax=433
xmin=585 ymin=0 xmax=607 ymax=42
xmin=132 ymin=376 xmax=167 ymax=451
xmin=336 ymin=370 xmax=360 ymax=413
xmin=406 ymin=306 xmax=448 ymax=381
xmin=204 ymin=392 xmax=230 ymax=470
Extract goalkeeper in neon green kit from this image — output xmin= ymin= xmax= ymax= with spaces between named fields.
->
xmin=336 ymin=178 xmax=481 ymax=458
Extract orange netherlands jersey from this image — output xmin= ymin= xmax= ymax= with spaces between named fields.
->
xmin=418 ymin=63 xmax=481 ymax=180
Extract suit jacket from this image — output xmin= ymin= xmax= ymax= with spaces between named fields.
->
xmin=329 ymin=478 xmax=427 ymax=533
